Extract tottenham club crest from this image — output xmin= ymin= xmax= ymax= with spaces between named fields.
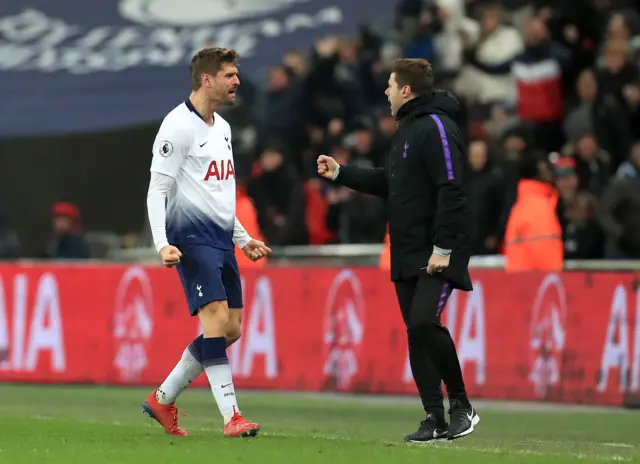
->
xmin=159 ymin=141 xmax=173 ymax=157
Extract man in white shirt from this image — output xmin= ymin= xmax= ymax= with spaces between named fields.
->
xmin=144 ymin=47 xmax=271 ymax=438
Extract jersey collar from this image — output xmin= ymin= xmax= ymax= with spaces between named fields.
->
xmin=184 ymin=98 xmax=215 ymax=124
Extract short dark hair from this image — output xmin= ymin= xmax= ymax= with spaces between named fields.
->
xmin=390 ymin=58 xmax=434 ymax=96
xmin=190 ymin=47 xmax=240 ymax=91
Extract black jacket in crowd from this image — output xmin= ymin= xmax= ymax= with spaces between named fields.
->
xmin=334 ymin=91 xmax=472 ymax=291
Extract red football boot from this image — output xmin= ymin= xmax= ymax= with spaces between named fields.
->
xmin=142 ymin=389 xmax=188 ymax=436
xmin=223 ymin=407 xmax=260 ymax=438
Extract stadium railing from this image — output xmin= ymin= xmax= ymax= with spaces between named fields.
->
xmin=105 ymin=245 xmax=640 ymax=270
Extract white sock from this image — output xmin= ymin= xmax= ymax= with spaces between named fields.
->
xmin=204 ymin=363 xmax=239 ymax=424
xmin=156 ymin=347 xmax=203 ymax=405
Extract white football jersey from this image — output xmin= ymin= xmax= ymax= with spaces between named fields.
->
xmin=150 ymin=100 xmax=236 ymax=250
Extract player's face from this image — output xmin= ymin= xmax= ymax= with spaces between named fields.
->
xmin=385 ymin=73 xmax=407 ymax=116
xmin=207 ymin=64 xmax=240 ymax=105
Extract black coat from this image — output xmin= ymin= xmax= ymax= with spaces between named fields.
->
xmin=334 ymin=92 xmax=472 ymax=290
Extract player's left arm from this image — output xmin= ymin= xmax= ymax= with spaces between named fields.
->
xmin=233 ymin=217 xmax=252 ymax=249
xmin=423 ymin=117 xmax=467 ymax=263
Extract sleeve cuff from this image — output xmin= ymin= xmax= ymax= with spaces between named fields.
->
xmin=155 ymin=240 xmax=169 ymax=254
xmin=331 ymin=165 xmax=340 ymax=181
xmin=235 ymin=236 xmax=252 ymax=249
xmin=433 ymin=246 xmax=452 ymax=257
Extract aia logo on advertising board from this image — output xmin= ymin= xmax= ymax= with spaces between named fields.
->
xmin=113 ymin=266 xmax=154 ymax=383
xmin=529 ymin=273 xmax=567 ymax=398
xmin=323 ymin=269 xmax=365 ymax=391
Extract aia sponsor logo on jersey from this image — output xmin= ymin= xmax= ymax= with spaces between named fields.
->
xmin=204 ymin=159 xmax=235 ymax=181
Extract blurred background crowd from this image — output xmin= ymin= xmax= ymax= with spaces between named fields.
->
xmin=2 ymin=0 xmax=640 ymax=262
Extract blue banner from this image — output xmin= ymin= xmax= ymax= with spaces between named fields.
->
xmin=0 ymin=0 xmax=394 ymax=138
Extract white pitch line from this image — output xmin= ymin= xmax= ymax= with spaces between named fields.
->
xmin=528 ymin=439 xmax=634 ymax=449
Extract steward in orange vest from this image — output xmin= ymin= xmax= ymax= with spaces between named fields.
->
xmin=504 ymin=156 xmax=563 ymax=271
xmin=235 ymin=185 xmax=266 ymax=269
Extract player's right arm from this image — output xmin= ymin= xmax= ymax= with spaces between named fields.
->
xmin=147 ymin=117 xmax=192 ymax=267
xmin=317 ymin=155 xmax=388 ymax=197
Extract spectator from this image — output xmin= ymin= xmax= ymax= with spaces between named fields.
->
xmin=325 ymin=183 xmax=386 ymax=244
xmin=433 ymin=0 xmax=466 ymax=72
xmin=563 ymin=191 xmax=604 ymax=259
xmin=542 ymin=3 xmax=600 ymax=74
xmin=598 ymin=141 xmax=640 ymax=259
xmin=598 ymin=13 xmax=640 ymax=72
xmin=564 ymin=68 xmax=632 ymax=166
xmin=282 ymin=50 xmax=309 ymax=81
xmin=504 ymin=154 xmax=563 ymax=271
xmin=235 ymin=180 xmax=265 ymax=269
xmin=305 ymin=37 xmax=348 ymax=127
xmin=320 ymin=144 xmax=386 ymax=243
xmin=248 ymin=146 xmax=308 ymax=246
xmin=554 ymin=156 xmax=580 ymax=231
xmin=400 ymin=0 xmax=444 ymax=63
xmin=465 ymin=140 xmax=503 ymax=255
xmin=47 ymin=202 xmax=90 ymax=260
xmin=616 ymin=140 xmax=640 ymax=180
xmin=0 ymin=208 xmax=20 ymax=259
xmin=374 ymin=110 xmax=398 ymax=155
xmin=484 ymin=103 xmax=521 ymax=142
xmin=495 ymin=126 xmax=533 ymax=234
xmin=596 ymin=38 xmax=639 ymax=112
xmin=513 ymin=17 xmax=569 ymax=152
xmin=565 ymin=134 xmax=610 ymax=196
xmin=454 ymin=4 xmax=524 ymax=105
xmin=256 ymin=66 xmax=304 ymax=152
xmin=304 ymin=178 xmax=335 ymax=245
xmin=347 ymin=117 xmax=385 ymax=167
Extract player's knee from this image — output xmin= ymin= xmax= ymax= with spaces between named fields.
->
xmin=227 ymin=310 xmax=242 ymax=345
xmin=227 ymin=324 xmax=241 ymax=345
xmin=198 ymin=301 xmax=230 ymax=336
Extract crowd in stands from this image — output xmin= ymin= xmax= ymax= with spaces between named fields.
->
xmin=2 ymin=0 xmax=639 ymax=262
xmin=223 ymin=0 xmax=640 ymax=261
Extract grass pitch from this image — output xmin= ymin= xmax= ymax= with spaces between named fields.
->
xmin=0 ymin=384 xmax=638 ymax=463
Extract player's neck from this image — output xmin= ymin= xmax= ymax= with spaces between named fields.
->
xmin=189 ymin=91 xmax=217 ymax=126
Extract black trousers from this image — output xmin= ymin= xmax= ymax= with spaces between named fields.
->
xmin=395 ymin=272 xmax=469 ymax=422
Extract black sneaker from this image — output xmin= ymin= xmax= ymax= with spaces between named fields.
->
xmin=404 ymin=413 xmax=448 ymax=443
xmin=447 ymin=399 xmax=480 ymax=440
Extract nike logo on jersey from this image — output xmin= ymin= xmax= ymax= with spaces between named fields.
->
xmin=199 ymin=141 xmax=208 ymax=147
xmin=224 ymin=135 xmax=231 ymax=150
xmin=221 ymin=383 xmax=232 ymax=388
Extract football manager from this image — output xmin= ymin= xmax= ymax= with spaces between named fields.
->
xmin=317 ymin=58 xmax=479 ymax=442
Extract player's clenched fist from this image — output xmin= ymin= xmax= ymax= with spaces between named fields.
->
xmin=242 ymin=239 xmax=272 ymax=261
xmin=317 ymin=155 xmax=339 ymax=180
xmin=159 ymin=245 xmax=182 ymax=268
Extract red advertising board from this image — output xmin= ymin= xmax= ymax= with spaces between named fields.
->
xmin=0 ymin=264 xmax=639 ymax=406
